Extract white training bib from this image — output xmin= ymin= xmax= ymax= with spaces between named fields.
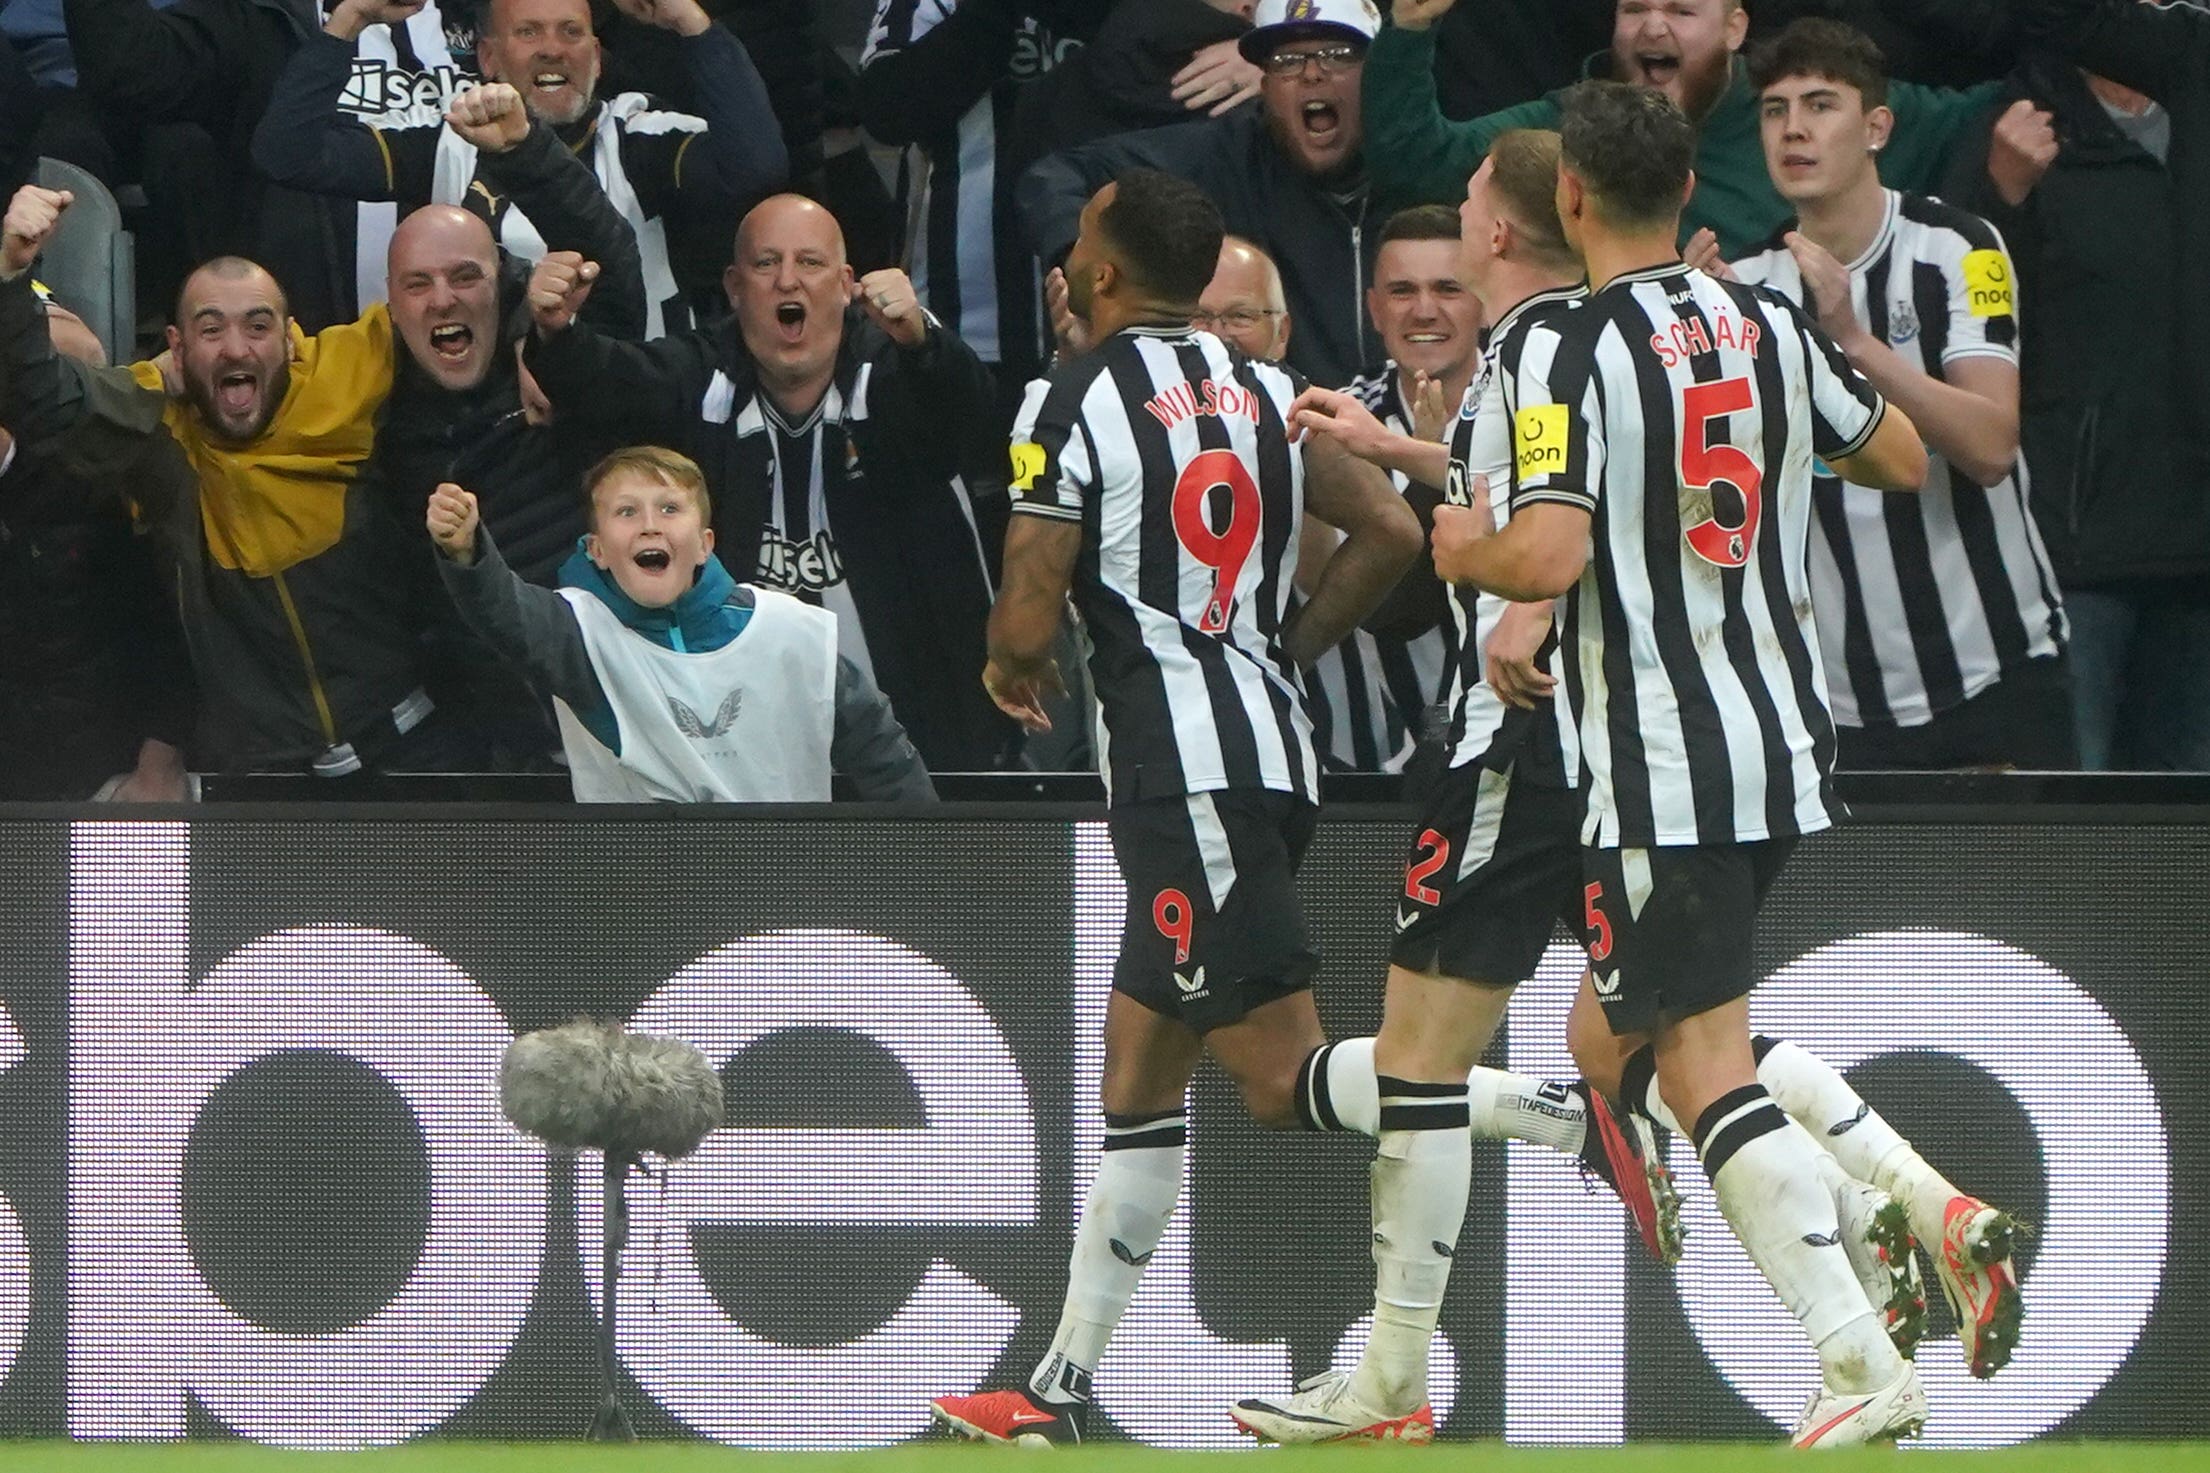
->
xmin=553 ymin=587 xmax=838 ymax=802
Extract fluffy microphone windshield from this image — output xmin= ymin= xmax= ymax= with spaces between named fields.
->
xmin=501 ymin=1019 xmax=725 ymax=1160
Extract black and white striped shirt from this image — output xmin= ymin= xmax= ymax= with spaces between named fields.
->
xmin=1301 ymin=364 xmax=1457 ymax=772
xmin=335 ymin=6 xmax=474 ymax=314
xmin=1503 ymin=265 xmax=1885 ymax=847
xmin=430 ymin=93 xmax=709 ymax=339
xmin=861 ymin=0 xmax=1072 ymax=378
xmin=1443 ymin=285 xmax=1585 ymax=772
xmin=1735 ymin=191 xmax=2065 ymax=728
xmin=1009 ymin=327 xmax=1317 ymax=805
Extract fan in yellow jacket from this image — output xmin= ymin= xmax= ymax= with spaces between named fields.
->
xmin=3 ymin=182 xmax=433 ymax=772
xmin=128 ymin=278 xmax=395 ymax=580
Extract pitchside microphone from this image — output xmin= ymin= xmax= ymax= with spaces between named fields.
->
xmin=502 ymin=1020 xmax=724 ymax=1441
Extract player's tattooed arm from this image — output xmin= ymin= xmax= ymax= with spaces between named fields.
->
xmin=1285 ymin=431 xmax=1422 ymax=666
xmin=983 ymin=513 xmax=1081 ymax=734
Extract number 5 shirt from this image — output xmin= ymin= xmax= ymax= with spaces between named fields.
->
xmin=1008 ymin=327 xmax=1318 ymax=806
xmin=1734 ymin=191 xmax=2065 ymax=731
xmin=1499 ymin=264 xmax=1886 ymax=848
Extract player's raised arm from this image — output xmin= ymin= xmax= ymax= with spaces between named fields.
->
xmin=1284 ymin=430 xmax=1422 ymax=667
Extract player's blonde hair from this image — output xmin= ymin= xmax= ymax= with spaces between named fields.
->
xmin=1486 ymin=130 xmax=1576 ymax=269
xmin=583 ymin=445 xmax=715 ymax=526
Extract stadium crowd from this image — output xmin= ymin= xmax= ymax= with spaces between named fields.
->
xmin=0 ymin=0 xmax=2206 ymax=799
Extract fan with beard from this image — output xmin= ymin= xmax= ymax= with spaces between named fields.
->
xmin=1610 ymin=0 xmax=1748 ymax=124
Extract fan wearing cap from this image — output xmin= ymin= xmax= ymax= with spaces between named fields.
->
xmin=1018 ymin=0 xmax=1391 ymax=387
xmin=1242 ymin=0 xmax=1374 ymax=174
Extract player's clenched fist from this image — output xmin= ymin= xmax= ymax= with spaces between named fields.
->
xmin=854 ymin=268 xmax=927 ymax=348
xmin=1988 ymin=99 xmax=2059 ymax=208
xmin=1 ymin=185 xmax=72 ymax=280
xmin=446 ymin=82 xmax=532 ymax=153
xmin=1430 ymin=495 xmax=1491 ymax=585
xmin=428 ymin=481 xmax=482 ymax=565
xmin=528 ymin=251 xmax=599 ymax=335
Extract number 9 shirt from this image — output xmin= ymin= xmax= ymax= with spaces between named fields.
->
xmin=1007 ymin=325 xmax=1321 ymax=1032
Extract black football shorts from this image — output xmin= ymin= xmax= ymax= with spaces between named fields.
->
xmin=1389 ymin=759 xmax=1586 ymax=987
xmin=1580 ymin=839 xmax=1798 ymax=1035
xmin=1107 ymin=789 xmax=1319 ymax=1033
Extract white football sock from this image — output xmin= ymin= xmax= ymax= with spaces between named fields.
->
xmin=1468 ymin=1066 xmax=1587 ymax=1153
xmin=1636 ymin=1067 xmax=1682 ymax=1133
xmin=1752 ymin=1038 xmax=1954 ymax=1218
xmin=1298 ymin=1038 xmax=1381 ymax=1136
xmin=1031 ymin=1110 xmax=1184 ymax=1405
xmin=1634 ymin=1041 xmax=1950 ymax=1217
xmin=1691 ymin=1084 xmax=1902 ymax=1395
xmin=1349 ymin=1076 xmax=1471 ymax=1416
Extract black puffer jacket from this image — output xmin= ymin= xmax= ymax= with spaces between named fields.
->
xmin=1004 ymin=0 xmax=1248 ymax=182
xmin=361 ymin=119 xmax=648 ymax=768
xmin=366 ymin=118 xmax=647 ymax=588
xmin=64 ymin=0 xmax=364 ymax=329
xmin=1945 ymin=2 xmax=2210 ymax=585
xmin=0 ymin=440 xmax=194 ymax=795
xmin=1019 ymin=108 xmax=1385 ymax=387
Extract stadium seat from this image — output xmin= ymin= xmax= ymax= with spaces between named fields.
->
xmin=31 ymin=157 xmax=136 ymax=366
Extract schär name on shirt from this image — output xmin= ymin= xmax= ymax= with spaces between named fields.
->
xmin=1648 ymin=308 xmax=1763 ymax=370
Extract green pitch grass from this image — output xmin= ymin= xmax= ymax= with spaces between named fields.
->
xmin=0 ymin=1444 xmax=2205 ymax=1473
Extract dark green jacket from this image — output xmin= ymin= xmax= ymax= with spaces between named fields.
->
xmin=1362 ymin=25 xmax=2001 ymax=258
